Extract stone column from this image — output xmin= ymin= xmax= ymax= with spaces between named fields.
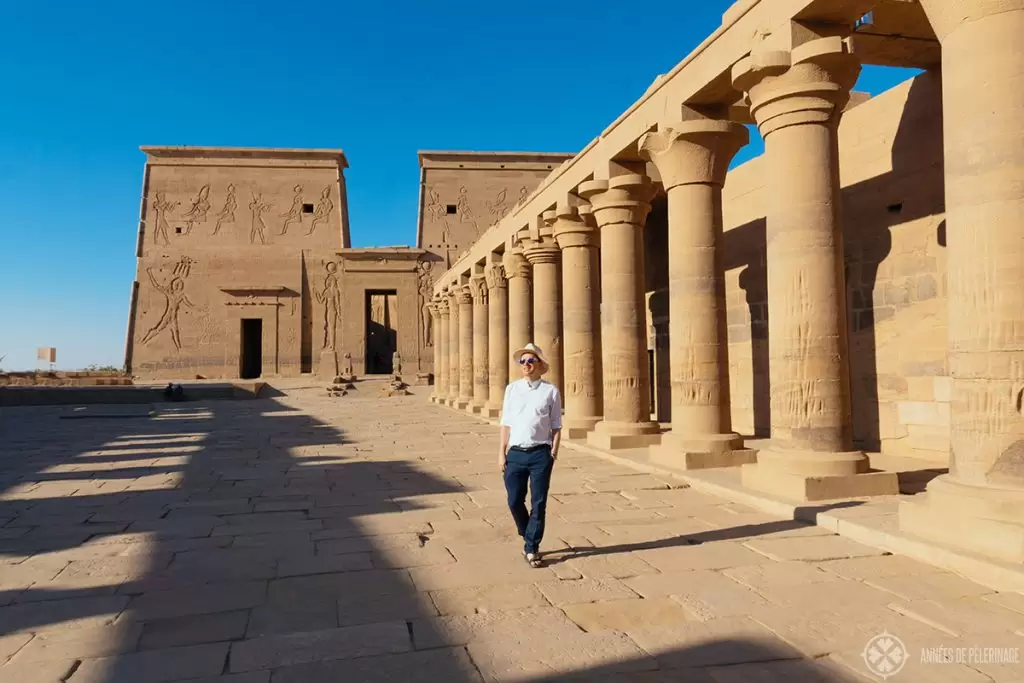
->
xmin=430 ymin=297 xmax=446 ymax=404
xmin=484 ymin=263 xmax=509 ymax=418
xmin=521 ymin=226 xmax=563 ymax=396
xmin=503 ymin=247 xmax=533 ymax=380
xmin=457 ymin=284 xmax=474 ymax=410
xmin=446 ymin=288 xmax=460 ymax=407
xmin=550 ymin=203 xmax=603 ymax=439
xmin=899 ymin=2 xmax=1024 ymax=563
xmin=579 ymin=174 xmax=661 ymax=450
xmin=638 ymin=116 xmax=757 ymax=470
xmin=469 ymin=275 xmax=489 ymax=414
xmin=732 ymin=37 xmax=897 ymax=500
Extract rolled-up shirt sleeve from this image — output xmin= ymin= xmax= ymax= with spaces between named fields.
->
xmin=500 ymin=384 xmax=514 ymax=427
xmin=550 ymin=388 xmax=562 ymax=431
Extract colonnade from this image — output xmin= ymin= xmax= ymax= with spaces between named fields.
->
xmin=428 ymin=6 xmax=1024 ymax=566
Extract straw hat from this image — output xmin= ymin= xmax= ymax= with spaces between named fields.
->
xmin=512 ymin=343 xmax=550 ymax=375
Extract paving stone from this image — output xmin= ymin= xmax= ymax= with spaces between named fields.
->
xmin=0 ymin=632 xmax=33 ymax=659
xmin=638 ymin=542 xmax=772 ymax=572
xmin=167 ymin=675 xmax=269 ymax=683
xmin=0 ymin=595 xmax=129 ymax=635
xmin=407 ymin=561 xmax=557 ymax=591
xmin=0 ymin=657 xmax=77 ymax=683
xmin=564 ymin=552 xmax=660 ymax=579
xmin=228 ymin=621 xmax=410 ymax=672
xmin=563 ymin=597 xmax=696 ymax=631
xmin=627 ymin=616 xmax=805 ymax=669
xmin=722 ymin=560 xmax=845 ymax=591
xmin=337 ymin=591 xmax=437 ymax=628
xmin=535 ymin=577 xmax=639 ymax=606
xmin=625 ymin=570 xmax=774 ymax=620
xmin=246 ymin=603 xmax=338 ymax=637
xmin=139 ymin=610 xmax=249 ymax=649
xmin=10 ymin=622 xmax=142 ymax=662
xmin=429 ymin=582 xmax=548 ymax=616
xmin=815 ymin=554 xmax=946 ymax=580
xmin=276 ymin=552 xmax=373 ymax=577
xmin=127 ymin=581 xmax=266 ymax=621
xmin=707 ymin=656 xmax=873 ymax=683
xmin=267 ymin=569 xmax=413 ymax=607
xmin=69 ymin=643 xmax=229 ymax=683
xmin=828 ymin=646 xmax=998 ymax=682
xmin=889 ymin=598 xmax=1024 ymax=638
xmin=743 ymin=535 xmax=886 ymax=562
xmin=270 ymin=648 xmax=482 ymax=683
xmin=865 ymin=572 xmax=996 ymax=602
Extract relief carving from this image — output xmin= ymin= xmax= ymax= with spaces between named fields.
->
xmin=457 ymin=185 xmax=478 ymax=236
xmin=308 ymin=186 xmax=333 ymax=235
xmin=181 ymin=184 xmax=211 ymax=235
xmin=249 ymin=193 xmax=271 ymax=244
xmin=485 ymin=263 xmax=507 ymax=290
xmin=280 ymin=185 xmax=304 ymax=234
xmin=425 ymin=186 xmax=446 ymax=223
xmin=152 ymin=193 xmax=180 ymax=246
xmin=213 ymin=184 xmax=237 ymax=235
xmin=141 ymin=256 xmax=195 ymax=350
xmin=316 ymin=262 xmax=341 ymax=351
xmin=417 ymin=260 xmax=435 ymax=347
xmin=485 ymin=188 xmax=508 ymax=216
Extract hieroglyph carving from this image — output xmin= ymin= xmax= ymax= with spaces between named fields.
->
xmin=281 ymin=185 xmax=304 ymax=234
xmin=141 ymin=256 xmax=195 ymax=350
xmin=418 ymin=260 xmax=435 ymax=347
xmin=485 ymin=188 xmax=509 ymax=216
xmin=249 ymin=194 xmax=271 ymax=244
xmin=213 ymin=185 xmax=237 ymax=235
xmin=425 ymin=186 xmax=446 ymax=223
xmin=308 ymin=186 xmax=333 ymax=235
xmin=152 ymin=193 xmax=180 ymax=246
xmin=181 ymin=185 xmax=211 ymax=235
xmin=316 ymin=262 xmax=341 ymax=351
xmin=457 ymin=186 xmax=478 ymax=235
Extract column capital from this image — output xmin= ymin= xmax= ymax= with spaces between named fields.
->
xmin=456 ymin=285 xmax=473 ymax=305
xmin=577 ymin=173 xmax=654 ymax=228
xmin=550 ymin=203 xmax=599 ymax=249
xmin=470 ymin=275 xmax=488 ymax=303
xmin=731 ymin=36 xmax=859 ymax=138
xmin=485 ymin=263 xmax=507 ymax=291
xmin=502 ymin=247 xmax=532 ymax=280
xmin=436 ymin=297 xmax=450 ymax=316
xmin=638 ymin=119 xmax=749 ymax=189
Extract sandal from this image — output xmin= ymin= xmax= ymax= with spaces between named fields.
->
xmin=524 ymin=552 xmax=542 ymax=568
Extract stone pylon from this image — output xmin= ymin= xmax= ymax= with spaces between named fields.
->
xmin=457 ymin=284 xmax=474 ymax=410
xmin=732 ymin=36 xmax=898 ymax=500
xmin=550 ymin=202 xmax=603 ymax=439
xmin=520 ymin=221 xmax=563 ymax=397
xmin=579 ymin=173 xmax=661 ymax=450
xmin=429 ymin=297 xmax=446 ymax=404
xmin=503 ymin=246 xmax=533 ymax=381
xmin=900 ymin=0 xmax=1024 ymax=563
xmin=484 ymin=262 xmax=509 ymax=418
xmin=469 ymin=275 xmax=489 ymax=414
xmin=446 ymin=287 xmax=460 ymax=407
xmin=639 ymin=115 xmax=757 ymax=470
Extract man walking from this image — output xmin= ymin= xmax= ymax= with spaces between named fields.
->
xmin=498 ymin=343 xmax=562 ymax=567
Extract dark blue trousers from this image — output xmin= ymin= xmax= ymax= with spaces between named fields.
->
xmin=503 ymin=444 xmax=554 ymax=554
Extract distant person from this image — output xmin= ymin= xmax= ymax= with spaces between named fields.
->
xmin=498 ymin=343 xmax=562 ymax=568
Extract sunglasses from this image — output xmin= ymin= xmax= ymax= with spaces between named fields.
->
xmin=519 ymin=357 xmax=537 ymax=366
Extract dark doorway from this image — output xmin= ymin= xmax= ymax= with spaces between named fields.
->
xmin=366 ymin=290 xmax=398 ymax=374
xmin=240 ymin=318 xmax=263 ymax=379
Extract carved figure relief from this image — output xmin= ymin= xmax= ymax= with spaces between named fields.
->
xmin=485 ymin=188 xmax=508 ymax=216
xmin=152 ymin=193 xmax=180 ymax=246
xmin=141 ymin=256 xmax=195 ymax=350
xmin=457 ymin=185 xmax=478 ymax=235
xmin=181 ymin=185 xmax=211 ymax=235
xmin=417 ymin=260 xmax=434 ymax=347
xmin=425 ymin=186 xmax=446 ymax=223
xmin=213 ymin=185 xmax=237 ymax=235
xmin=316 ymin=262 xmax=341 ymax=351
xmin=249 ymin=193 xmax=271 ymax=244
xmin=518 ymin=186 xmax=529 ymax=204
xmin=393 ymin=351 xmax=403 ymax=376
xmin=280 ymin=185 xmax=304 ymax=234
xmin=308 ymin=186 xmax=333 ymax=235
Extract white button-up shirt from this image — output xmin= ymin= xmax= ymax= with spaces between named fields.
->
xmin=500 ymin=378 xmax=562 ymax=449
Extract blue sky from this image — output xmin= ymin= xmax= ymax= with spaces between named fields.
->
xmin=0 ymin=1 xmax=919 ymax=371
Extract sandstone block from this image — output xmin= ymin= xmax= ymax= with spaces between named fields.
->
xmin=228 ymin=622 xmax=411 ymax=672
xmin=69 ymin=643 xmax=229 ymax=683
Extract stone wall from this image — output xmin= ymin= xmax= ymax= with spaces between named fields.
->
xmin=720 ymin=71 xmax=947 ymax=461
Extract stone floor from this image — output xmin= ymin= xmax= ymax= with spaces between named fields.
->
xmin=0 ymin=382 xmax=1022 ymax=683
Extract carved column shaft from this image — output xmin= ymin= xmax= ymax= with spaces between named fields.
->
xmin=470 ymin=277 xmax=489 ymax=413
xmin=429 ymin=301 xmax=443 ymax=401
xmin=522 ymin=233 xmax=563 ymax=396
xmin=435 ymin=299 xmax=450 ymax=402
xmin=458 ymin=286 xmax=474 ymax=404
xmin=639 ymin=119 xmax=749 ymax=461
xmin=503 ymin=249 xmax=533 ymax=379
xmin=551 ymin=205 xmax=602 ymax=434
xmin=486 ymin=264 xmax=509 ymax=415
xmin=579 ymin=174 xmax=659 ymax=447
xmin=447 ymin=291 xmax=460 ymax=405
